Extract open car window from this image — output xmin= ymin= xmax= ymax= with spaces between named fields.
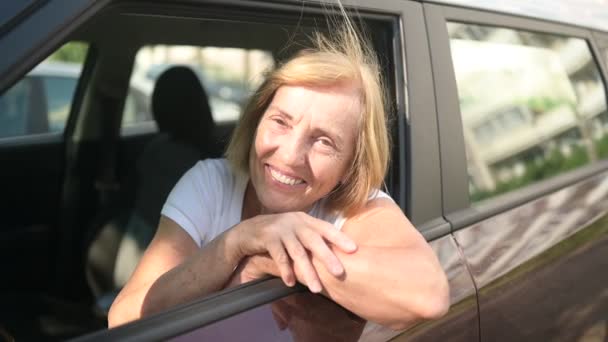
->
xmin=122 ymin=45 xmax=274 ymax=133
xmin=66 ymin=1 xmax=405 ymax=340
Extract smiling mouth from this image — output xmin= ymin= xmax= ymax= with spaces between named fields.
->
xmin=269 ymin=166 xmax=305 ymax=186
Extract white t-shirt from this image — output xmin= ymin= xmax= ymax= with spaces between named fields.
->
xmin=161 ymin=158 xmax=392 ymax=247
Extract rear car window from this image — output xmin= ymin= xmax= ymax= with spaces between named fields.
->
xmin=448 ymin=23 xmax=608 ymax=202
xmin=122 ymin=45 xmax=274 ymax=131
xmin=0 ymin=41 xmax=88 ymax=139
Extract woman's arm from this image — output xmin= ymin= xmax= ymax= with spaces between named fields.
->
xmin=230 ymin=199 xmax=450 ymax=330
xmin=108 ymin=213 xmax=356 ymax=328
xmin=107 ymin=216 xmax=242 ymax=327
xmin=317 ymin=199 xmax=450 ymax=329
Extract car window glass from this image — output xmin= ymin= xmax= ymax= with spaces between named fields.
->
xmin=42 ymin=76 xmax=79 ymax=133
xmin=122 ymin=45 xmax=274 ymax=130
xmin=448 ymin=23 xmax=608 ymax=203
xmin=0 ymin=79 xmax=31 ymax=138
xmin=0 ymin=41 xmax=88 ymax=139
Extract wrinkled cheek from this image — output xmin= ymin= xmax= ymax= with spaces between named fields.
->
xmin=310 ymin=163 xmax=343 ymax=192
xmin=256 ymin=131 xmax=278 ymax=160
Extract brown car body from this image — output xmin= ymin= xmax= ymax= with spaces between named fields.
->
xmin=0 ymin=0 xmax=607 ymax=341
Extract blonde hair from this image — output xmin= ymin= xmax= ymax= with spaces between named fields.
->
xmin=225 ymin=12 xmax=390 ymax=216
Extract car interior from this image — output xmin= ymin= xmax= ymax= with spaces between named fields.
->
xmin=0 ymin=3 xmax=397 ymax=341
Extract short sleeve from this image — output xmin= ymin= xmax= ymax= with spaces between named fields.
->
xmin=161 ymin=161 xmax=217 ymax=247
xmin=332 ymin=189 xmax=394 ymax=230
xmin=369 ymin=189 xmax=393 ymax=202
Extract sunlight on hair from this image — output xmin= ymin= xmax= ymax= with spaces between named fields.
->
xmin=226 ymin=0 xmax=390 ymax=216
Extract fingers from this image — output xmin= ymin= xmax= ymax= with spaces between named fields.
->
xmin=266 ymin=239 xmax=295 ymax=287
xmin=248 ymin=213 xmax=357 ymax=293
xmin=296 ymin=228 xmax=345 ymax=277
xmin=304 ymin=216 xmax=357 ymax=254
xmin=282 ymin=232 xmax=322 ymax=293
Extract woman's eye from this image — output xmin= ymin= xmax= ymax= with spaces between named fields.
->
xmin=272 ymin=118 xmax=287 ymax=126
xmin=316 ymin=138 xmax=335 ymax=149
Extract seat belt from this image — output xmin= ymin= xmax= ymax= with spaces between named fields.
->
xmin=52 ymin=86 xmax=124 ymax=297
xmin=95 ymin=90 xmax=122 ymax=205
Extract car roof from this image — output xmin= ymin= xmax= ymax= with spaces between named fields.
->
xmin=424 ymin=0 xmax=608 ymax=32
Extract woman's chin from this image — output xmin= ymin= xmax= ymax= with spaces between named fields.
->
xmin=259 ymin=198 xmax=313 ymax=214
xmin=261 ymin=205 xmax=303 ymax=214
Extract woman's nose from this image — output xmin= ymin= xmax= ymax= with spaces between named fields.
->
xmin=278 ymin=134 xmax=307 ymax=167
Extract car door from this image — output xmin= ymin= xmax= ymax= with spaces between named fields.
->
xmin=0 ymin=0 xmax=95 ymax=294
xmin=426 ymin=3 xmax=608 ymax=341
xmin=61 ymin=0 xmax=478 ymax=341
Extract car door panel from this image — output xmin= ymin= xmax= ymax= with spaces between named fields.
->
xmin=385 ymin=233 xmax=479 ymax=342
xmin=72 ymin=230 xmax=479 ymax=342
xmin=453 ymin=171 xmax=608 ymax=341
xmin=0 ymin=136 xmax=64 ymax=291
xmin=427 ymin=3 xmax=608 ymax=340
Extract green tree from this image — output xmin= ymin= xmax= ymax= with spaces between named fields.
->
xmin=48 ymin=42 xmax=88 ymax=63
xmin=471 ymin=145 xmax=589 ymax=202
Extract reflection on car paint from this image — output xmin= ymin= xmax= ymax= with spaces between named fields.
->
xmin=386 ymin=234 xmax=479 ymax=342
xmin=454 ymin=171 xmax=608 ymax=341
xmin=170 ymin=293 xmax=364 ymax=342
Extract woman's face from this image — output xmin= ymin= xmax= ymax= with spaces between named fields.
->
xmin=249 ymin=83 xmax=361 ymax=213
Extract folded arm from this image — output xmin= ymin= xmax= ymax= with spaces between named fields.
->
xmin=230 ymin=199 xmax=450 ymax=330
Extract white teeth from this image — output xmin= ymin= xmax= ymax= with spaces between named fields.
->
xmin=270 ymin=168 xmax=304 ymax=185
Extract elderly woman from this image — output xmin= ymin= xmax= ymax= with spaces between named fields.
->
xmin=108 ymin=22 xmax=449 ymax=330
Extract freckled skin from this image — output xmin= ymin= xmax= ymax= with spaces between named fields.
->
xmin=247 ymin=84 xmax=361 ymax=214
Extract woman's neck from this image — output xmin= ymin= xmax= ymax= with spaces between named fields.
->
xmin=241 ymin=181 xmax=315 ymax=219
xmin=241 ymin=181 xmax=262 ymax=220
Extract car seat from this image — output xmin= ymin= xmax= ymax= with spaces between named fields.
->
xmin=86 ymin=65 xmax=217 ymax=315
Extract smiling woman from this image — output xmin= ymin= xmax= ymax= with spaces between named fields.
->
xmin=107 ymin=7 xmax=449 ymax=331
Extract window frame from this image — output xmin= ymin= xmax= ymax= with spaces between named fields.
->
xmin=0 ymin=0 xmax=106 ymax=92
xmin=592 ymin=30 xmax=608 ymax=73
xmin=68 ymin=0 xmax=443 ymax=340
xmin=424 ymin=3 xmax=608 ymax=231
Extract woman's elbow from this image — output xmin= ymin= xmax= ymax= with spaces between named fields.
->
xmin=389 ymin=294 xmax=450 ymax=331
xmin=107 ymin=301 xmax=124 ymax=328
xmin=420 ymin=282 xmax=450 ymax=320
xmin=390 ymin=268 xmax=451 ymax=330
xmin=414 ymin=269 xmax=450 ymax=321
xmin=107 ymin=297 xmax=136 ymax=329
xmin=417 ymin=263 xmax=450 ymax=317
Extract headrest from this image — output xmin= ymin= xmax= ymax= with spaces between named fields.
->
xmin=151 ymin=66 xmax=214 ymax=148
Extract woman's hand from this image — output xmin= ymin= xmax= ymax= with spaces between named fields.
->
xmin=231 ymin=212 xmax=357 ymax=293
xmin=224 ymin=256 xmax=268 ymax=288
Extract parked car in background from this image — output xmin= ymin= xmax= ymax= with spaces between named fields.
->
xmin=0 ymin=61 xmax=80 ymax=138
xmin=1 ymin=0 xmax=608 ymax=341
xmin=125 ymin=62 xmax=248 ymax=126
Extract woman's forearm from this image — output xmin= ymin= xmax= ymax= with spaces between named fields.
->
xmin=141 ymin=230 xmax=242 ymax=315
xmin=313 ymin=245 xmax=450 ymax=330
xmin=108 ymin=228 xmax=242 ymax=327
xmin=244 ymin=244 xmax=449 ymax=330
